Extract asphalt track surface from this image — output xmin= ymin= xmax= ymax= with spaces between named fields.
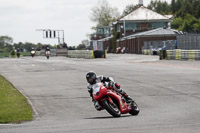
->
xmin=0 ymin=54 xmax=200 ymax=133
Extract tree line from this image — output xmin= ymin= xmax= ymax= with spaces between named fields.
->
xmin=0 ymin=36 xmax=52 ymax=53
xmin=147 ymin=0 xmax=200 ymax=32
xmin=0 ymin=35 xmax=87 ymax=53
xmin=91 ymin=0 xmax=200 ymax=33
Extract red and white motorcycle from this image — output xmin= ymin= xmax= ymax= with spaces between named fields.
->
xmin=92 ymin=82 xmax=140 ymax=117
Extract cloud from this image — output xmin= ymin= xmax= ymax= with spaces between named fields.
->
xmin=0 ymin=0 xmax=171 ymax=46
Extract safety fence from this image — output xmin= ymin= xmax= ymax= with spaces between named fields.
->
xmin=177 ymin=34 xmax=200 ymax=50
xmin=160 ymin=49 xmax=200 ymax=60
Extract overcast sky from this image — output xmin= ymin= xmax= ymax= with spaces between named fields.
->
xmin=0 ymin=0 xmax=171 ymax=46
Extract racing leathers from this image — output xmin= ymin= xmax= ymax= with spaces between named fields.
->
xmin=87 ymin=75 xmax=132 ymax=111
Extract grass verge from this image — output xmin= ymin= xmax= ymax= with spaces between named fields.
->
xmin=0 ymin=75 xmax=33 ymax=124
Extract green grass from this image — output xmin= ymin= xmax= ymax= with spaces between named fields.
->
xmin=0 ymin=52 xmax=31 ymax=58
xmin=0 ymin=75 xmax=33 ymax=124
xmin=0 ymin=53 xmax=10 ymax=58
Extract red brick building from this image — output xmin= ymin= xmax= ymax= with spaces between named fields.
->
xmin=90 ymin=6 xmax=176 ymax=54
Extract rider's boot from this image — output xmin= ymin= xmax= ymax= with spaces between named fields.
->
xmin=114 ymin=83 xmax=133 ymax=103
xmin=122 ymin=92 xmax=134 ymax=103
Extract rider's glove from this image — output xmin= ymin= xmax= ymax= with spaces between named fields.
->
xmin=115 ymin=83 xmax=121 ymax=89
xmin=108 ymin=81 xmax=115 ymax=87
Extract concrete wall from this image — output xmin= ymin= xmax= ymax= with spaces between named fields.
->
xmin=39 ymin=49 xmax=106 ymax=59
xmin=56 ymin=49 xmax=68 ymax=56
xmin=40 ymin=49 xmax=67 ymax=56
xmin=67 ymin=50 xmax=94 ymax=59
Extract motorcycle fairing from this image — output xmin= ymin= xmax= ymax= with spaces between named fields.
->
xmin=93 ymin=83 xmax=132 ymax=114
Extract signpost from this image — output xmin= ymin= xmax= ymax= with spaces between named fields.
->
xmin=36 ymin=29 xmax=65 ymax=45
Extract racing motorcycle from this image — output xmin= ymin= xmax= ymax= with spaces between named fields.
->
xmin=93 ymin=82 xmax=140 ymax=117
xmin=30 ymin=49 xmax=36 ymax=57
xmin=45 ymin=50 xmax=50 ymax=59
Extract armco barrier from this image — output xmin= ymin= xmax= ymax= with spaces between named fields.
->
xmin=67 ymin=50 xmax=94 ymax=59
xmin=159 ymin=49 xmax=200 ymax=60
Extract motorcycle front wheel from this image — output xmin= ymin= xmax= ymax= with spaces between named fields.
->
xmin=129 ymin=101 xmax=140 ymax=116
xmin=102 ymin=99 xmax=121 ymax=117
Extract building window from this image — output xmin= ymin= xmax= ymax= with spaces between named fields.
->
xmin=136 ymin=23 xmax=140 ymax=30
xmin=104 ymin=28 xmax=110 ymax=34
xmin=117 ymin=24 xmax=120 ymax=32
xmin=152 ymin=22 xmax=165 ymax=29
xmin=148 ymin=23 xmax=152 ymax=29
xmin=125 ymin=22 xmax=136 ymax=30
xmin=97 ymin=28 xmax=104 ymax=34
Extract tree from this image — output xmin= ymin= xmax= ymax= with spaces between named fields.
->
xmin=182 ymin=14 xmax=198 ymax=32
xmin=193 ymin=19 xmax=200 ymax=32
xmin=24 ymin=42 xmax=36 ymax=52
xmin=68 ymin=46 xmax=76 ymax=50
xmin=36 ymin=43 xmax=43 ymax=51
xmin=111 ymin=30 xmax=118 ymax=53
xmin=171 ymin=17 xmax=183 ymax=30
xmin=171 ymin=0 xmax=176 ymax=14
xmin=0 ymin=36 xmax=13 ymax=52
xmin=76 ymin=44 xmax=86 ymax=50
xmin=13 ymin=42 xmax=24 ymax=51
xmin=122 ymin=4 xmax=139 ymax=17
xmin=194 ymin=0 xmax=200 ymax=18
xmin=81 ymin=40 xmax=89 ymax=46
xmin=147 ymin=0 xmax=170 ymax=15
xmin=90 ymin=0 xmax=120 ymax=26
xmin=0 ymin=36 xmax=13 ymax=49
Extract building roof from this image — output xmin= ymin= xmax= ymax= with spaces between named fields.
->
xmin=97 ymin=36 xmax=113 ymax=42
xmin=118 ymin=28 xmax=176 ymax=41
xmin=119 ymin=6 xmax=171 ymax=22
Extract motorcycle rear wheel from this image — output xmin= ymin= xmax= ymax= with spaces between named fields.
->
xmin=102 ymin=99 xmax=121 ymax=117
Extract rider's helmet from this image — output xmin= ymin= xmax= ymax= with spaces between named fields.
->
xmin=86 ymin=71 xmax=96 ymax=85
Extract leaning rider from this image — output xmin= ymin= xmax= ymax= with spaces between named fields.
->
xmin=86 ymin=71 xmax=133 ymax=111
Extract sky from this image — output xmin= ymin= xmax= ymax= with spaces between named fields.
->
xmin=0 ymin=0 xmax=171 ymax=46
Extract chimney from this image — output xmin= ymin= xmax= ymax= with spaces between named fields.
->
xmin=139 ymin=0 xmax=143 ymax=6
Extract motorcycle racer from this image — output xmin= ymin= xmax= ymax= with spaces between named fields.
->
xmin=86 ymin=71 xmax=133 ymax=111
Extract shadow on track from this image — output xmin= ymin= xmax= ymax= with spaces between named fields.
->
xmin=85 ymin=114 xmax=133 ymax=119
